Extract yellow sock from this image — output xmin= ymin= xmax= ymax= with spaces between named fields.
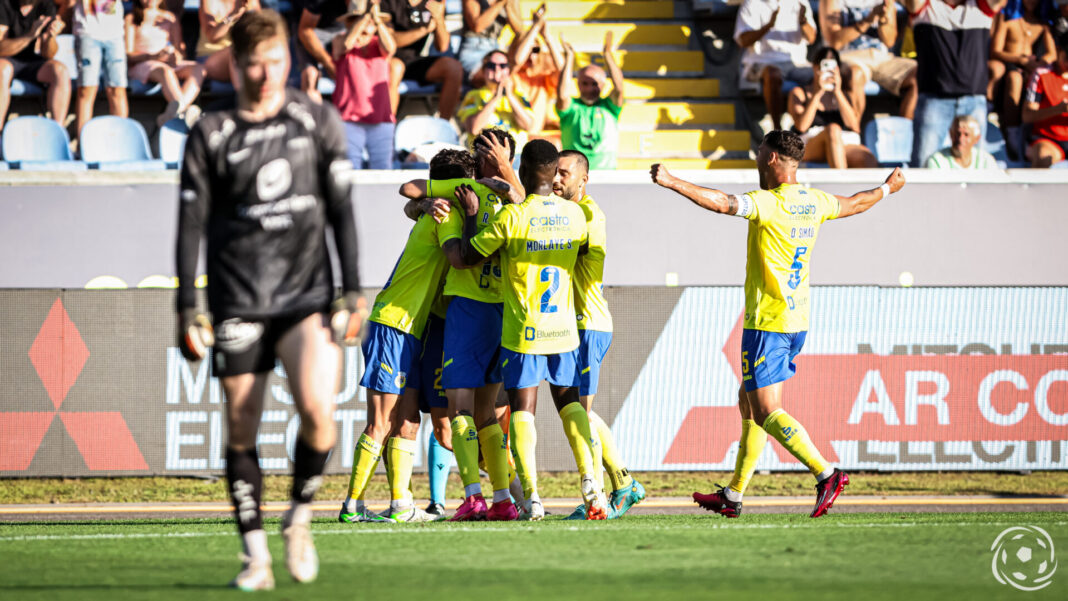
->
xmin=728 ymin=419 xmax=767 ymax=494
xmin=477 ymin=424 xmax=511 ymax=494
xmin=450 ymin=415 xmax=480 ymax=490
xmin=590 ymin=411 xmax=631 ymax=492
xmin=510 ymin=411 xmax=538 ymax=498
xmin=558 ymin=402 xmax=600 ymax=491
xmin=386 ymin=437 xmax=417 ymax=502
xmin=345 ymin=433 xmax=382 ymax=501
xmin=762 ymin=409 xmax=828 ymax=476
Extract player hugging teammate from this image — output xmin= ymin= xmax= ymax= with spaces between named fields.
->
xmin=336 ymin=133 xmax=642 ymax=523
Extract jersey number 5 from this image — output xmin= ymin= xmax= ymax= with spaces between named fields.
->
xmin=787 ymin=246 xmax=808 ymax=290
xmin=540 ymin=266 xmax=559 ymax=313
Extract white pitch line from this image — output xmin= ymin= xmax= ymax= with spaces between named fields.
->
xmin=1 ymin=521 xmax=1065 ymax=543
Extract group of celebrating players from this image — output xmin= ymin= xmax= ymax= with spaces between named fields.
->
xmin=174 ymin=8 xmax=908 ymax=592
xmin=337 ymin=127 xmax=644 ymax=526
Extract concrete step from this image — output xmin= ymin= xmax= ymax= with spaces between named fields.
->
xmin=619 ymin=129 xmax=751 ymax=154
xmin=574 ymin=50 xmax=704 ymax=77
xmin=519 ymin=0 xmax=677 ymax=20
xmin=500 ymin=22 xmax=691 ymax=50
xmin=618 ymin=101 xmax=735 ymax=127
xmin=615 ymin=78 xmax=720 ymax=99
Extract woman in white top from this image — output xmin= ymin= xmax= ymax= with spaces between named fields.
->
xmin=125 ymin=0 xmax=205 ymax=126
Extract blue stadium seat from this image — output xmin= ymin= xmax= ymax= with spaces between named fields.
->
xmin=985 ymin=122 xmax=1028 ymax=168
xmin=1051 ymin=160 xmax=1068 ymax=169
xmin=80 ymin=116 xmax=168 ymax=171
xmin=394 ymin=115 xmax=459 ymax=169
xmin=158 ymin=118 xmax=190 ymax=169
xmin=446 ymin=0 xmax=461 ymax=15
xmin=1 ymin=116 xmax=88 ymax=171
xmin=10 ymin=78 xmax=43 ymax=96
xmin=863 ymin=116 xmax=913 ymax=167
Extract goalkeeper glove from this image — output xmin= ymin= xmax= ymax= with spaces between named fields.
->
xmin=178 ymin=308 xmax=214 ymax=361
xmin=330 ymin=291 xmax=367 ymax=346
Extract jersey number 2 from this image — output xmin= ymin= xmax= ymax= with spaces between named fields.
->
xmin=540 ymin=267 xmax=559 ymax=313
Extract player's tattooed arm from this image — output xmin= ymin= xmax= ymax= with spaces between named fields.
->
xmin=836 ymin=167 xmax=905 ymax=218
xmin=649 ymin=163 xmax=745 ymax=215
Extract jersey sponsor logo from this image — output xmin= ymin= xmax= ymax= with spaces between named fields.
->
xmin=226 ymin=147 xmax=252 ymax=164
xmin=256 ymin=158 xmax=293 ymax=202
xmin=788 ymin=204 xmax=818 ymax=215
xmin=284 ymin=102 xmax=316 ymax=132
xmin=215 ymin=319 xmax=265 ymax=354
xmin=207 ymin=119 xmax=236 ymax=150
xmin=287 ymin=137 xmax=310 ymax=151
xmin=523 ymin=326 xmax=572 ymax=341
xmin=243 ymin=123 xmax=287 ymax=145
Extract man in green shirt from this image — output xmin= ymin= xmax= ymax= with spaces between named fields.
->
xmin=557 ymin=32 xmax=624 ymax=169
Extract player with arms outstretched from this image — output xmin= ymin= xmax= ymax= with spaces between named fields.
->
xmin=454 ymin=140 xmax=607 ymax=520
xmin=651 ymin=130 xmax=906 ymax=518
xmin=553 ymin=150 xmax=645 ymax=520
xmin=175 ymin=10 xmax=363 ymax=590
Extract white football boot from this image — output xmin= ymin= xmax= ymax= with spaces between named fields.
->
xmin=230 ymin=554 xmax=275 ymax=591
xmin=281 ymin=510 xmax=319 ymax=583
xmin=518 ymin=497 xmax=545 ymax=521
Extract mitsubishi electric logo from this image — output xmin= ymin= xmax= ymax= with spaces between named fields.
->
xmin=0 ymin=298 xmax=147 ymax=471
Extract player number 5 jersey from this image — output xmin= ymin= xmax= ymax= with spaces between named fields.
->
xmin=742 ymin=183 xmax=839 ymax=333
xmin=472 ymin=194 xmax=589 ymax=354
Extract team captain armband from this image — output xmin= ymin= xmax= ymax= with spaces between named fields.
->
xmin=731 ymin=193 xmax=755 ymax=218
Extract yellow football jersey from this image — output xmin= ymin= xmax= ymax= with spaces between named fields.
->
xmin=369 ymin=212 xmax=454 ymax=338
xmin=573 ymin=195 xmax=613 ymax=333
xmin=429 ymin=178 xmax=507 ymax=304
xmin=471 ymin=193 xmax=589 ymax=354
xmin=742 ymin=183 xmax=840 ymax=333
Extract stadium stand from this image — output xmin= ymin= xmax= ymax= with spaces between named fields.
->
xmin=863 ymin=115 xmax=914 ymax=167
xmin=0 ymin=116 xmax=88 ymax=171
xmin=393 ymin=114 xmax=461 ymax=168
xmin=157 ymin=117 xmax=189 ymax=169
xmin=79 ymin=116 xmax=168 ymax=170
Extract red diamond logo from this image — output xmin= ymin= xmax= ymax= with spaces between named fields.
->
xmin=29 ymin=298 xmax=89 ymax=409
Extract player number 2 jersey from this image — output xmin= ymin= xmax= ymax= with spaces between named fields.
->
xmin=573 ymin=195 xmax=612 ymax=332
xmin=742 ymin=183 xmax=839 ymax=333
xmin=472 ymin=194 xmax=588 ymax=354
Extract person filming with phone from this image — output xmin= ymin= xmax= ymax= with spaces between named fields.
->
xmin=787 ymin=46 xmax=876 ymax=168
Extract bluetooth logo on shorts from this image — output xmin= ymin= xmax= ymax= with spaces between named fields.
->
xmin=990 ymin=525 xmax=1057 ymax=591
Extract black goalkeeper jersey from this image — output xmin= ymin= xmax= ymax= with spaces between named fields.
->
xmin=176 ymin=89 xmax=361 ymax=320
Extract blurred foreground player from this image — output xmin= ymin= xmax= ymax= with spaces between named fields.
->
xmin=651 ymin=130 xmax=905 ymax=518
xmin=175 ymin=10 xmax=363 ymax=590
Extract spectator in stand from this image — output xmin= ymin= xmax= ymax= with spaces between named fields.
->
xmin=925 ymin=114 xmax=999 ymax=167
xmin=1023 ymin=29 xmax=1068 ymax=166
xmin=789 ymin=46 xmax=877 ymax=167
xmin=74 ymin=0 xmax=129 ymax=138
xmin=458 ymin=48 xmax=534 ymax=147
xmin=126 ymin=0 xmax=204 ymax=127
xmin=196 ymin=0 xmax=260 ymax=86
xmin=734 ymin=0 xmax=817 ymax=131
xmin=556 ymin=31 xmax=623 ymax=169
xmin=1053 ymin=0 xmax=1068 ymax=36
xmin=906 ymin=0 xmax=1008 ymax=167
xmin=988 ymin=0 xmax=1057 ymax=160
xmin=819 ymin=0 xmax=919 ymax=120
xmin=510 ymin=3 xmax=562 ymax=131
xmin=333 ymin=1 xmax=395 ymax=168
xmin=0 ymin=0 xmax=71 ymax=130
xmin=457 ymin=0 xmax=521 ymax=81
xmin=296 ymin=0 xmax=351 ymax=103
xmin=382 ymin=0 xmax=462 ymax=119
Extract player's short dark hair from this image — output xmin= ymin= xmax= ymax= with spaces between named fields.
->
xmin=521 ymin=139 xmax=560 ymax=172
xmin=477 ymin=127 xmax=517 ymax=160
xmin=762 ymin=130 xmax=805 ymax=163
xmin=231 ymin=10 xmax=288 ymax=63
xmin=429 ymin=149 xmax=477 ymax=180
xmin=559 ymin=150 xmax=589 ymax=174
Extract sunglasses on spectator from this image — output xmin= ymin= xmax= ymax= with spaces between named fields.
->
xmin=485 ymin=62 xmax=510 ymax=70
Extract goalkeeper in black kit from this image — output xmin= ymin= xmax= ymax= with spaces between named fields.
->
xmin=174 ymin=10 xmax=364 ymax=591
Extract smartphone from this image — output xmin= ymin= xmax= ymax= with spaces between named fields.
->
xmin=819 ymin=58 xmax=836 ymax=73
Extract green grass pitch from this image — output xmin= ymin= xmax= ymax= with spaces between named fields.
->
xmin=1 ymin=513 xmax=1065 ymax=600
